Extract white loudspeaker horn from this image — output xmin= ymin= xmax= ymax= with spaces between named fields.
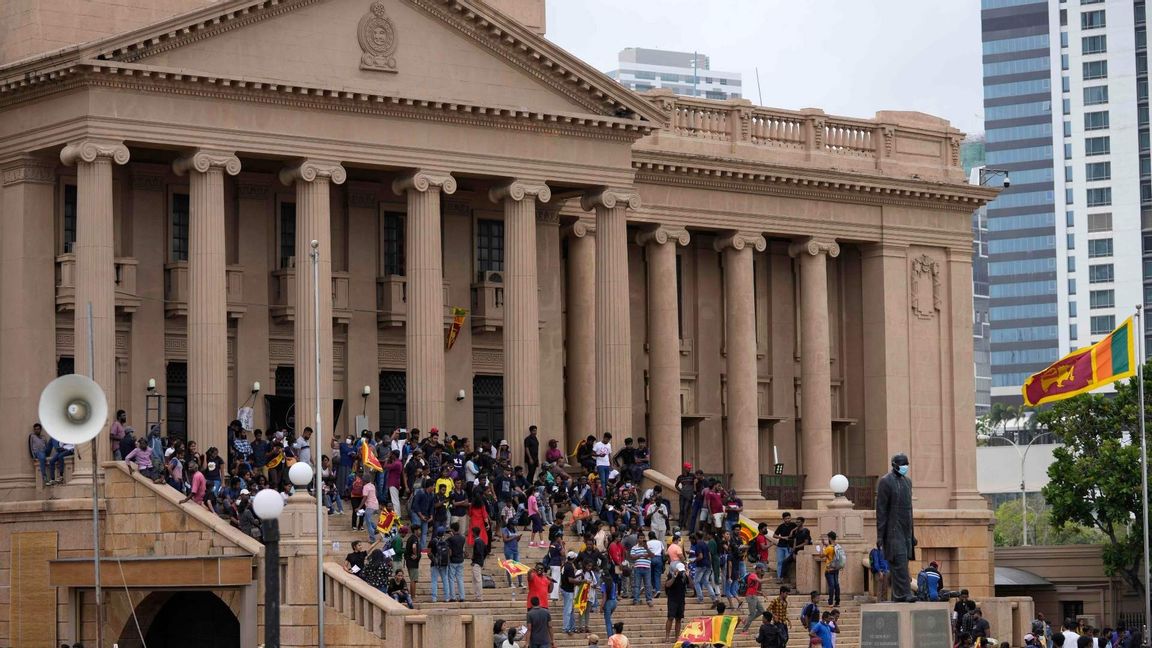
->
xmin=38 ymin=374 xmax=108 ymax=445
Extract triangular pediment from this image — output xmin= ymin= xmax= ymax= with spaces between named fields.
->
xmin=60 ymin=0 xmax=663 ymax=124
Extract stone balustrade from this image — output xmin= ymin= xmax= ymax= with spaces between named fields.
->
xmin=471 ymin=270 xmax=505 ymax=332
xmin=163 ymin=261 xmax=246 ymax=318
xmin=55 ymin=253 xmax=141 ymax=313
xmin=376 ymin=276 xmax=454 ymax=328
xmin=639 ymin=89 xmax=965 ymax=183
xmin=271 ymin=268 xmax=353 ymax=324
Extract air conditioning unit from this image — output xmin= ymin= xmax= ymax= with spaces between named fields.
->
xmin=477 ymin=270 xmax=503 ymax=284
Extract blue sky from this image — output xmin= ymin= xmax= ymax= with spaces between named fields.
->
xmin=547 ymin=0 xmax=985 ymax=136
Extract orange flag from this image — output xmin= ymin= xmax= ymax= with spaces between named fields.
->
xmin=360 ymin=440 xmax=383 ymax=472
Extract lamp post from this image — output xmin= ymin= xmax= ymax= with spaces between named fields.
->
xmin=830 ymin=474 xmax=850 ymax=499
xmin=252 ymin=489 xmax=285 ymax=648
xmin=977 ymin=430 xmax=1054 ymax=545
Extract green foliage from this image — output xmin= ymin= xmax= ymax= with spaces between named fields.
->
xmin=1036 ymin=364 xmax=1152 ymax=595
xmin=992 ymin=494 xmax=1105 ymax=547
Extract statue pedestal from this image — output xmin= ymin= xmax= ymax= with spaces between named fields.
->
xmin=859 ymin=602 xmax=952 ymax=648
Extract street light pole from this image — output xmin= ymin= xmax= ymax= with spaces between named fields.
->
xmin=979 ymin=430 xmax=1053 ymax=546
xmin=262 ymin=518 xmax=281 ymax=648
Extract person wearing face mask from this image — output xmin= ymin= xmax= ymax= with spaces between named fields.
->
xmin=876 ymin=453 xmax=916 ymax=602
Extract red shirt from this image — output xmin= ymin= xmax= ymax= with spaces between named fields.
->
xmin=190 ymin=471 xmax=207 ymax=504
xmin=705 ymin=490 xmax=724 ymax=514
xmin=745 ymin=572 xmax=762 ymax=597
xmin=754 ymin=535 xmax=771 ymax=562
xmin=527 ymin=571 xmax=551 ymax=609
xmin=608 ymin=541 xmax=625 ymax=565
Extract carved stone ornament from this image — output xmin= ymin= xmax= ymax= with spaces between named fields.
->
xmin=787 ymin=237 xmax=840 ymax=258
xmin=358 ymin=1 xmax=398 ymax=73
xmin=580 ymin=188 xmax=641 ymax=212
xmin=714 ymin=230 xmax=765 ymax=253
xmin=490 ymin=180 xmax=551 ymax=205
xmin=636 ymin=225 xmax=690 ymax=248
xmin=172 ymin=150 xmax=241 ymax=177
xmin=910 ymin=253 xmax=942 ymax=320
xmin=60 ymin=139 xmax=130 ymax=167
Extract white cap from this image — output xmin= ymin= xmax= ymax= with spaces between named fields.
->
xmin=165 ymin=448 xmax=175 ymax=457
xmin=240 ymin=489 xmax=250 ymax=495
xmin=566 ymin=551 xmax=577 ymax=559
xmin=676 ymin=562 xmax=686 ymax=572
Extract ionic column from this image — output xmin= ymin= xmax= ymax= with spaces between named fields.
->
xmin=716 ymin=231 xmax=767 ymax=499
xmin=638 ymin=225 xmax=691 ymax=477
xmin=790 ymin=237 xmax=840 ymax=506
xmin=581 ymin=189 xmax=639 ymax=437
xmin=563 ymin=221 xmax=595 ymax=453
xmin=174 ymin=150 xmax=240 ymax=460
xmin=61 ymin=139 xmax=129 ymax=479
xmin=280 ymin=160 xmax=345 ymax=454
xmin=0 ymin=156 xmax=57 ymax=493
xmin=490 ymin=181 xmax=550 ymax=456
xmin=393 ymin=171 xmax=456 ymax=432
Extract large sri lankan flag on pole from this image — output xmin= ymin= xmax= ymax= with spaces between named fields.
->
xmin=1022 ymin=316 xmax=1136 ymax=406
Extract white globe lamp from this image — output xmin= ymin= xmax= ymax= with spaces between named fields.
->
xmin=289 ymin=461 xmax=314 ymax=488
xmin=252 ymin=488 xmax=284 ymax=521
xmin=830 ymin=474 xmax=850 ymax=497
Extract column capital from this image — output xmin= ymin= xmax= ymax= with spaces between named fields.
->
xmin=788 ymin=237 xmax=840 ymax=258
xmin=580 ymin=188 xmax=640 ymax=212
xmin=60 ymin=139 xmax=129 ymax=167
xmin=392 ymin=170 xmax=456 ymax=196
xmin=173 ymin=149 xmax=241 ymax=177
xmin=636 ymin=225 xmax=690 ymax=247
xmin=714 ymin=230 xmax=766 ymax=253
xmin=562 ymin=220 xmax=594 ymax=239
xmin=279 ymin=159 xmax=347 ymax=186
xmin=489 ymin=180 xmax=551 ymax=204
xmin=537 ymin=199 xmax=566 ymax=226
xmin=1 ymin=155 xmax=56 ymax=186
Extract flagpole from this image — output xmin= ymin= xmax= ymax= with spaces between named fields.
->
xmin=1137 ymin=304 xmax=1151 ymax=648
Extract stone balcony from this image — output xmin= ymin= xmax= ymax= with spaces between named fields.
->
xmin=162 ymin=261 xmax=247 ymax=319
xmin=636 ymin=90 xmax=966 ymax=183
xmin=55 ymin=253 xmax=142 ymax=313
xmin=271 ymin=268 xmax=353 ymax=325
xmin=376 ymin=275 xmax=453 ymax=327
xmin=470 ymin=271 xmax=504 ymax=332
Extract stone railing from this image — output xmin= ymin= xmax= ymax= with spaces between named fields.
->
xmin=640 ymin=90 xmax=965 ymax=182
xmin=270 ymin=268 xmax=353 ymax=324
xmin=471 ymin=270 xmax=504 ymax=332
xmin=376 ymin=277 xmax=455 ymax=328
xmin=55 ymin=253 xmax=142 ymax=313
xmin=163 ymin=261 xmax=246 ymax=318
xmin=322 ymin=563 xmax=488 ymax=648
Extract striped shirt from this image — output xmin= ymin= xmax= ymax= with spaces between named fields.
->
xmin=629 ymin=544 xmax=651 ymax=570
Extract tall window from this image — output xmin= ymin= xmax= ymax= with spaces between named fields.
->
xmin=382 ymin=211 xmax=406 ymax=276
xmin=62 ymin=184 xmax=77 ymax=253
xmin=1085 ymin=136 xmax=1111 ymax=155
xmin=1084 ymin=85 xmax=1109 ymax=105
xmin=1081 ymin=9 xmax=1106 ymax=29
xmin=1086 ymin=187 xmax=1112 ymax=206
xmin=1087 ymin=212 xmax=1112 ymax=232
xmin=279 ymin=202 xmax=296 ymax=268
xmin=170 ymin=193 xmax=189 ymax=262
xmin=1083 ymin=60 xmax=1108 ymax=79
xmin=475 ymin=219 xmax=504 ymax=274
xmin=675 ymin=252 xmax=685 ymax=339
xmin=1084 ymin=111 xmax=1110 ymax=130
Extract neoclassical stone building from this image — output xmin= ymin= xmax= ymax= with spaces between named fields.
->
xmin=0 ymin=0 xmax=999 ymax=645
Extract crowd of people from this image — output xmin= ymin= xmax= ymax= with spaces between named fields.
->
xmin=30 ymin=413 xmax=1148 ymax=648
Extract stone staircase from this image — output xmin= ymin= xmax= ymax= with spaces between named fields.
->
xmin=322 ymin=514 xmax=864 ymax=648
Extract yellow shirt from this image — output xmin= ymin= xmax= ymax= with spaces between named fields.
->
xmin=435 ymin=477 xmax=454 ymax=496
xmin=822 ymin=544 xmax=836 ymax=574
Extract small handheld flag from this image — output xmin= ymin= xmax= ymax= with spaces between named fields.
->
xmin=376 ymin=509 xmax=397 ymax=536
xmin=360 ymin=440 xmax=383 ymax=473
xmin=498 ymin=559 xmax=531 ymax=578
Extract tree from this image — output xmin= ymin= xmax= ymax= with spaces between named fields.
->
xmin=993 ymin=494 xmax=1105 ymax=547
xmin=1037 ymin=364 xmax=1151 ymax=596
xmin=989 ymin=402 xmax=1019 ymax=439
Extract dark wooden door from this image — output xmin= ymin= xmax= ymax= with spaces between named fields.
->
xmin=472 ymin=374 xmax=504 ymax=444
xmin=166 ymin=362 xmax=187 ymax=443
xmin=379 ymin=371 xmax=407 ymax=433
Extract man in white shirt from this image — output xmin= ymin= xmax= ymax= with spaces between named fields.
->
xmin=593 ymin=433 xmax=612 ymax=485
xmin=1061 ymin=619 xmax=1081 ymax=648
xmin=294 ymin=427 xmax=313 ymax=466
xmin=646 ymin=531 xmax=666 ymax=595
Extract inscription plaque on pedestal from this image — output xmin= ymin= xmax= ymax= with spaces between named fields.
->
xmin=911 ymin=608 xmax=953 ymax=648
xmin=861 ymin=610 xmax=900 ymax=648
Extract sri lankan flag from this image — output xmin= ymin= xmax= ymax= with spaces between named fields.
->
xmin=674 ymin=615 xmax=739 ymax=648
xmin=736 ymin=518 xmax=758 ymax=545
xmin=498 ymin=559 xmax=531 ymax=578
xmin=572 ymin=582 xmax=590 ymax=614
xmin=376 ymin=509 xmax=397 ymax=535
xmin=1022 ymin=316 xmax=1137 ymax=406
xmin=360 ymin=440 xmax=383 ymax=473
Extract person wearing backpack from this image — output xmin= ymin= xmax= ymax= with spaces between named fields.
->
xmin=428 ymin=528 xmax=452 ymax=603
xmin=738 ymin=563 xmax=767 ymax=633
xmin=819 ymin=531 xmax=844 ymax=607
xmin=799 ymin=591 xmax=820 ymax=632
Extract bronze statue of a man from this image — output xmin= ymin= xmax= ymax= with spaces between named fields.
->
xmin=876 ymin=452 xmax=916 ymax=602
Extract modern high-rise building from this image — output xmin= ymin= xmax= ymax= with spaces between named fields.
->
xmin=963 ymin=138 xmax=993 ymax=416
xmin=980 ymin=0 xmax=1149 ymax=404
xmin=607 ymin=47 xmax=742 ymax=99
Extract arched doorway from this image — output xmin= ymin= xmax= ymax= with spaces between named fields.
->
xmin=118 ymin=591 xmax=240 ymax=648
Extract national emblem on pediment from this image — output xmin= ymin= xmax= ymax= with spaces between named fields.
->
xmin=358 ymin=1 xmax=398 ymax=73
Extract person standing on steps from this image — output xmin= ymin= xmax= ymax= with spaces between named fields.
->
xmin=663 ymin=561 xmax=688 ymax=642
xmin=525 ymin=596 xmax=552 ymax=648
xmin=772 ymin=513 xmax=796 ymax=581
xmin=561 ymin=551 xmax=579 ymax=634
xmin=593 ymin=433 xmax=613 ymax=486
xmin=471 ymin=525 xmax=488 ymax=602
xmin=765 ymin=586 xmax=791 ymax=644
xmin=819 ymin=531 xmax=843 ymax=607
xmin=404 ymin=528 xmax=422 ymax=597
xmin=675 ymin=463 xmax=696 ymax=529
xmin=876 ymin=452 xmax=916 ymax=602
xmin=524 ymin=425 xmax=540 ymax=484
xmin=601 ymin=562 xmax=619 ymax=641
